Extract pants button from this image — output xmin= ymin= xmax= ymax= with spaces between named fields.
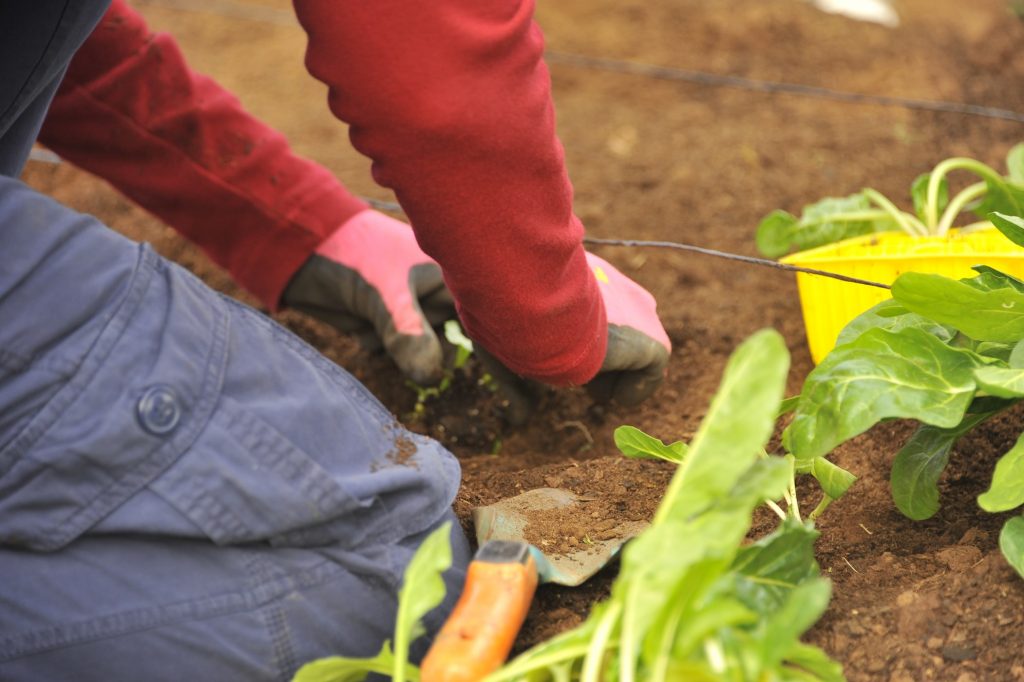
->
xmin=137 ymin=385 xmax=182 ymax=435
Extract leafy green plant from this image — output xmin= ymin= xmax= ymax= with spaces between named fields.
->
xmin=782 ymin=227 xmax=1024 ymax=578
xmin=489 ymin=330 xmax=844 ymax=681
xmin=292 ymin=522 xmax=453 ymax=682
xmin=757 ymin=144 xmax=1024 ymax=258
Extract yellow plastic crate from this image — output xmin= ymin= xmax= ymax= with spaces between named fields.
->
xmin=781 ymin=227 xmax=1024 ymax=364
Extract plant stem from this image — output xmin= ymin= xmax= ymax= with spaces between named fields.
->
xmin=936 ymin=181 xmax=987 ymax=236
xmin=926 ymin=158 xmax=1004 ymax=230
xmin=958 ymin=220 xmax=993 ymax=234
xmin=862 ymin=188 xmax=927 ymax=236
xmin=808 ymin=496 xmax=834 ymax=521
xmin=485 ymin=645 xmax=593 ymax=681
xmin=788 ymin=476 xmax=802 ymax=523
xmin=765 ymin=499 xmax=788 ymax=521
xmin=581 ymin=601 xmax=622 ymax=682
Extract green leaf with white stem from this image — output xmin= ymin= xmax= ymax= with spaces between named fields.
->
xmin=978 ymin=431 xmax=1024 ymax=512
xmin=731 ymin=519 xmax=820 ymax=616
xmin=990 ymin=211 xmax=1024 ymax=249
xmin=1000 ymin=516 xmax=1024 ymax=579
xmin=892 ymin=272 xmax=1024 ymax=343
xmin=975 ymin=365 xmax=1024 ymax=398
xmin=755 ymin=194 xmax=896 ymax=258
xmin=810 ymin=457 xmax=857 ymax=500
xmin=1011 ymin=340 xmax=1024 ymax=369
xmin=758 ymin=579 xmax=832 ymax=671
xmin=393 ymin=521 xmax=452 ymax=682
xmin=777 ymin=395 xmax=801 ymax=418
xmin=292 ymin=643 xmax=412 ymax=682
xmin=835 ymin=299 xmax=953 ymax=348
xmin=1008 ymin=144 xmax=1024 ymax=185
xmin=965 ymin=265 xmax=1024 ymax=294
xmin=785 ymin=327 xmax=986 ymax=459
xmin=783 ymin=642 xmax=846 ymax=682
xmin=970 ymin=171 xmax=1024 ymax=221
xmin=656 ymin=329 xmax=790 ymax=523
xmin=614 ymin=425 xmax=687 ymax=463
xmin=891 ymin=412 xmax=998 ymax=520
xmin=292 ymin=522 xmax=453 ymax=682
xmin=912 ymin=172 xmax=948 ymax=224
xmin=756 ymin=210 xmax=800 ymax=259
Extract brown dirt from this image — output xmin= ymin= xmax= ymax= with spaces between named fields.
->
xmin=22 ymin=0 xmax=1024 ymax=679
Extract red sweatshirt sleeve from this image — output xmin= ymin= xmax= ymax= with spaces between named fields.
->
xmin=293 ymin=0 xmax=607 ymax=386
xmin=37 ymin=0 xmax=367 ymax=309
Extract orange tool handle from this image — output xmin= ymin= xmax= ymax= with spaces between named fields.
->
xmin=420 ymin=541 xmax=539 ymax=682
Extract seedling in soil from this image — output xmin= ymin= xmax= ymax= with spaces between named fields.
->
xmin=783 ymin=213 xmax=1024 ymax=578
xmin=757 ymin=144 xmax=1024 ymax=258
xmin=405 ymin=319 xmax=494 ymax=419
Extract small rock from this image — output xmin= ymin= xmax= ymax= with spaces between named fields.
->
xmin=941 ymin=644 xmax=977 ymax=662
xmin=955 ymin=673 xmax=978 ymax=682
xmin=926 ymin=637 xmax=944 ymax=650
xmin=937 ymin=545 xmax=982 ymax=572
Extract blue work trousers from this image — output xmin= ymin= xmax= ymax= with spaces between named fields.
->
xmin=0 ymin=178 xmax=471 ymax=680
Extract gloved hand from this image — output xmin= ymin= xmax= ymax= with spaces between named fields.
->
xmin=281 ymin=209 xmax=455 ymax=385
xmin=478 ymin=251 xmax=671 ymax=425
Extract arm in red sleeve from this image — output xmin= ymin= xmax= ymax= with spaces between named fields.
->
xmin=37 ymin=0 xmax=367 ymax=308
xmin=293 ymin=0 xmax=607 ymax=386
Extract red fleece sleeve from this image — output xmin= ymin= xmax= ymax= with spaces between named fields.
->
xmin=293 ymin=0 xmax=607 ymax=386
xmin=38 ymin=0 xmax=367 ymax=309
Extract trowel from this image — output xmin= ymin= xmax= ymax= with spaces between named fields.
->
xmin=420 ymin=488 xmax=647 ymax=682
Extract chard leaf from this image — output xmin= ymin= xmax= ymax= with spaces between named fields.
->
xmin=1000 ymin=516 xmax=1024 ymax=579
xmin=971 ymin=174 xmax=1024 ymax=221
xmin=891 ymin=412 xmax=996 ymax=520
xmin=810 ymin=457 xmax=857 ymax=500
xmin=614 ymin=425 xmax=687 ymax=463
xmin=759 ymin=579 xmax=832 ymax=670
xmin=978 ymin=431 xmax=1024 ymax=512
xmin=393 ymin=521 xmax=452 ymax=682
xmin=892 ymin=272 xmax=1024 ymax=343
xmin=965 ymin=265 xmax=1024 ymax=294
xmin=757 ymin=210 xmax=800 ymax=259
xmin=912 ymin=173 xmax=948 ymax=223
xmin=990 ymin=211 xmax=1024 ymax=249
xmin=732 ymin=519 xmax=820 ymax=616
xmin=669 ymin=597 xmax=757 ymax=657
xmin=975 ymin=342 xmax=1014 ymax=364
xmin=782 ymin=642 xmax=846 ymax=682
xmin=835 ymin=299 xmax=953 ymax=348
xmin=727 ymin=457 xmax=794 ymax=508
xmin=975 ymin=366 xmax=1024 ymax=398
xmin=785 ymin=327 xmax=985 ymax=459
xmin=777 ymin=396 xmax=801 ymax=418
xmin=756 ymin=194 xmax=895 ymax=257
xmin=292 ymin=644 xmax=407 ymax=682
xmin=1012 ymin=340 xmax=1024 ymax=369
xmin=1009 ymin=144 xmax=1024 ymax=185
xmin=656 ymin=329 xmax=790 ymax=523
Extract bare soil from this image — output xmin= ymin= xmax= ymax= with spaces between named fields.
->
xmin=23 ymin=0 xmax=1024 ymax=679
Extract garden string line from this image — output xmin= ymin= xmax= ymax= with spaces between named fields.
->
xmin=138 ymin=0 xmax=1024 ymax=125
xmin=357 ymin=196 xmax=892 ymax=290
